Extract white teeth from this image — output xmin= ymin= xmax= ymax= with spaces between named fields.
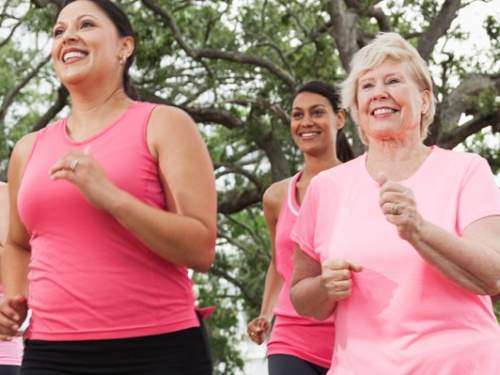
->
xmin=300 ymin=131 xmax=320 ymax=139
xmin=373 ymin=107 xmax=396 ymax=116
xmin=63 ymin=51 xmax=86 ymax=63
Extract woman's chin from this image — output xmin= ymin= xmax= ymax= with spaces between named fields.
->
xmin=365 ymin=125 xmax=406 ymax=141
xmin=59 ymin=70 xmax=90 ymax=87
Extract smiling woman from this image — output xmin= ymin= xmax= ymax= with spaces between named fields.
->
xmin=0 ymin=1 xmax=216 ymax=374
xmin=290 ymin=33 xmax=500 ymax=375
xmin=246 ymin=81 xmax=353 ymax=375
xmin=51 ymin=0 xmax=137 ymax=100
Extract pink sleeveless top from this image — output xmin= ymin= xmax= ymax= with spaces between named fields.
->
xmin=267 ymin=172 xmax=335 ymax=368
xmin=17 ymin=101 xmax=199 ymax=341
xmin=0 ymin=290 xmax=22 ymax=365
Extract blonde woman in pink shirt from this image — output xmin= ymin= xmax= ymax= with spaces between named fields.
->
xmin=247 ymin=81 xmax=353 ymax=375
xmin=291 ymin=33 xmax=500 ymax=375
xmin=0 ymin=0 xmax=215 ymax=374
xmin=0 ymin=183 xmax=22 ymax=375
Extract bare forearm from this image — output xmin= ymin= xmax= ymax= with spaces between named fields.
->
xmin=259 ymin=262 xmax=283 ymax=319
xmin=0 ymin=245 xmax=3 ymax=283
xmin=1 ymin=243 xmax=30 ymax=297
xmin=107 ymin=189 xmax=215 ymax=272
xmin=291 ymin=276 xmax=336 ymax=320
xmin=410 ymin=221 xmax=500 ymax=295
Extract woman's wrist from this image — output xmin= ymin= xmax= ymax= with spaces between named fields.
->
xmin=408 ymin=216 xmax=429 ymax=247
xmin=102 ymin=183 xmax=129 ymax=216
xmin=257 ymin=313 xmax=272 ymax=322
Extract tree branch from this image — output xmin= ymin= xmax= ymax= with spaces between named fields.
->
xmin=285 ymin=20 xmax=333 ymax=58
xmin=32 ymin=85 xmax=68 ymax=131
xmin=224 ymin=214 xmax=268 ymax=250
xmin=209 ymin=265 xmax=260 ymax=307
xmin=195 ymin=48 xmax=295 ymax=89
xmin=218 ymin=187 xmax=261 ymax=215
xmin=344 ymin=0 xmax=391 ymax=32
xmin=368 ymin=6 xmax=391 ymax=32
xmin=439 ymin=112 xmax=500 ymax=149
xmin=256 ymin=130 xmax=291 ymax=182
xmin=139 ymin=90 xmax=245 ymax=129
xmin=0 ymin=54 xmax=50 ymax=123
xmin=328 ymin=0 xmax=360 ymax=71
xmin=417 ymin=0 xmax=461 ymax=61
xmin=438 ymin=73 xmax=500 ymax=134
xmin=0 ymin=18 xmax=22 ymax=49
xmin=227 ymin=98 xmax=289 ymax=127
xmin=141 ymin=0 xmax=295 ymax=89
xmin=31 ymin=0 xmax=63 ymax=9
xmin=215 ymin=162 xmax=263 ymax=192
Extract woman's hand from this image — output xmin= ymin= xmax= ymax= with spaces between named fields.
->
xmin=378 ymin=176 xmax=424 ymax=242
xmin=247 ymin=316 xmax=271 ymax=345
xmin=0 ymin=295 xmax=27 ymax=341
xmin=320 ymin=259 xmax=362 ymax=301
xmin=49 ymin=148 xmax=118 ymax=211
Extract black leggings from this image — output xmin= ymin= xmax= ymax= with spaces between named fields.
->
xmin=21 ymin=327 xmax=212 ymax=375
xmin=268 ymin=354 xmax=328 ymax=375
xmin=0 ymin=366 xmax=20 ymax=375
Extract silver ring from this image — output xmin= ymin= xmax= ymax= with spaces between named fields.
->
xmin=69 ymin=159 xmax=79 ymax=171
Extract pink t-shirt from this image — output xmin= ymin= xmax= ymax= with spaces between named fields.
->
xmin=17 ymin=101 xmax=199 ymax=341
xmin=0 ymin=291 xmax=22 ymax=366
xmin=267 ymin=172 xmax=334 ymax=368
xmin=291 ymin=147 xmax=500 ymax=375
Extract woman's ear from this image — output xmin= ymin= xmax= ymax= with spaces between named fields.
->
xmin=336 ymin=109 xmax=346 ymax=130
xmin=421 ymin=90 xmax=431 ymax=114
xmin=119 ymin=36 xmax=135 ymax=61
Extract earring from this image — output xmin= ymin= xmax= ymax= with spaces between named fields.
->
xmin=118 ymin=56 xmax=126 ymax=65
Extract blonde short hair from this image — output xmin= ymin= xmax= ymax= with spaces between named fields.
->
xmin=341 ymin=32 xmax=436 ymax=143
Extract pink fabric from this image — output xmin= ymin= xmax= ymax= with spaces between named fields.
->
xmin=291 ymin=147 xmax=500 ymax=375
xmin=268 ymin=172 xmax=334 ymax=369
xmin=17 ymin=101 xmax=199 ymax=341
xmin=0 ymin=292 xmax=22 ymax=365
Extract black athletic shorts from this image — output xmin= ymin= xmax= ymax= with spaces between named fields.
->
xmin=268 ymin=354 xmax=328 ymax=375
xmin=0 ymin=365 xmax=20 ymax=375
xmin=21 ymin=326 xmax=212 ymax=375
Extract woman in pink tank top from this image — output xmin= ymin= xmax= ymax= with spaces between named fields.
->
xmin=0 ymin=1 xmax=216 ymax=374
xmin=246 ymin=81 xmax=353 ymax=375
xmin=0 ymin=183 xmax=22 ymax=375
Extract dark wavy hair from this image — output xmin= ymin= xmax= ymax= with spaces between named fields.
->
xmin=293 ymin=81 xmax=354 ymax=162
xmin=58 ymin=0 xmax=138 ymax=99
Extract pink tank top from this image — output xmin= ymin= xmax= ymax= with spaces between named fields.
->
xmin=17 ymin=101 xmax=199 ymax=341
xmin=0 ymin=291 xmax=22 ymax=365
xmin=267 ymin=172 xmax=335 ymax=368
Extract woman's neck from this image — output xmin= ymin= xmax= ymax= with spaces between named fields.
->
xmin=366 ymin=136 xmax=431 ymax=181
xmin=295 ymin=149 xmax=341 ymax=205
xmin=66 ymin=86 xmax=132 ymax=140
xmin=302 ymin=149 xmax=341 ymax=181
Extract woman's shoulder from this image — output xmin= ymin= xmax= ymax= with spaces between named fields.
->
xmin=315 ymin=154 xmax=364 ymax=182
xmin=11 ymin=131 xmax=39 ymax=159
xmin=148 ymin=103 xmax=192 ymax=123
xmin=263 ymin=178 xmax=290 ymax=212
xmin=147 ymin=104 xmax=199 ymax=137
xmin=431 ymin=147 xmax=488 ymax=171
